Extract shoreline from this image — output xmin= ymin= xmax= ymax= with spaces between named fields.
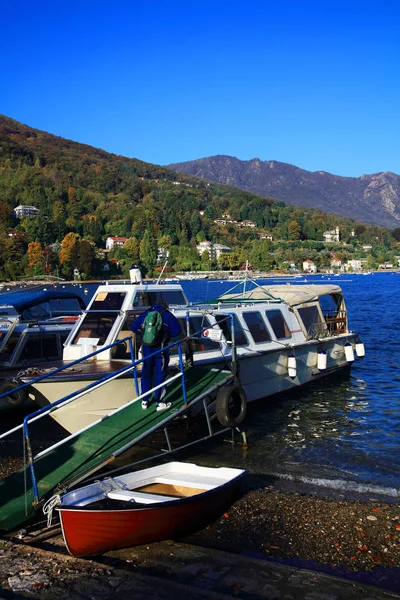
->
xmin=0 ymin=485 xmax=399 ymax=597
xmin=182 ymin=484 xmax=400 ymax=591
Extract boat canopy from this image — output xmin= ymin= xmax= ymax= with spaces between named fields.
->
xmin=221 ymin=284 xmax=343 ymax=307
xmin=0 ymin=290 xmax=86 ymax=315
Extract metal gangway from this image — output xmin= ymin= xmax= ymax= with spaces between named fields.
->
xmin=0 ymin=315 xmax=242 ymax=534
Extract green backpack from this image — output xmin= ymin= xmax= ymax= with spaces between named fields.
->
xmin=141 ymin=309 xmax=165 ymax=347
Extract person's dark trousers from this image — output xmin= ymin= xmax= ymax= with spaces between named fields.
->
xmin=140 ymin=344 xmax=170 ymax=403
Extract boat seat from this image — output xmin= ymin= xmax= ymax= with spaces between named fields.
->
xmin=106 ymin=489 xmax=177 ymax=504
xmin=156 ymin=476 xmax=214 ymax=490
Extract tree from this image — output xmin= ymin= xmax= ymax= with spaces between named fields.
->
xmin=124 ymin=237 xmax=140 ymax=262
xmin=140 ymin=229 xmax=157 ymax=274
xmin=288 ymin=220 xmax=302 ymax=240
xmin=59 ymin=232 xmax=81 ymax=276
xmin=27 ymin=241 xmax=44 ymax=269
xmin=71 ymin=239 xmax=95 ymax=277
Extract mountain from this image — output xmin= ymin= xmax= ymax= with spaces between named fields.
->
xmin=167 ymin=155 xmax=400 ymax=229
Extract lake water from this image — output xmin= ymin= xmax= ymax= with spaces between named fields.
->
xmin=2 ymin=272 xmax=399 ymax=500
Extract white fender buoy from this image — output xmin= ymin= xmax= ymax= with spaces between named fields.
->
xmin=345 ymin=343 xmax=355 ymax=363
xmin=288 ymin=355 xmax=297 ymax=378
xmin=317 ymin=350 xmax=327 ymax=370
xmin=355 ymin=342 xmax=365 ymax=358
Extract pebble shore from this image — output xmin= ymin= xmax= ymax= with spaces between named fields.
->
xmin=1 ymin=485 xmax=399 ymax=598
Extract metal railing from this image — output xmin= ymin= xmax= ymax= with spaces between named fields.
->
xmin=0 ymin=313 xmax=235 ymax=503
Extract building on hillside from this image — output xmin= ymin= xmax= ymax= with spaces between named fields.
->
xmin=213 ymin=244 xmax=232 ymax=260
xmin=196 ymin=240 xmax=214 ymax=259
xmin=362 ymin=244 xmax=372 ymax=251
xmin=330 ymin=257 xmax=342 ymax=268
xmin=157 ymin=247 xmax=168 ymax=264
xmin=106 ymin=236 xmax=128 ymax=250
xmin=196 ymin=240 xmax=232 ymax=261
xmin=344 ymin=259 xmax=362 ymax=271
xmin=14 ymin=205 xmax=39 ymax=218
xmin=238 ymin=220 xmax=257 ymax=228
xmin=323 ymin=226 xmax=340 ymax=243
xmin=378 ymin=263 xmax=394 ymax=269
xmin=258 ymin=232 xmax=273 ymax=241
xmin=303 ymin=259 xmax=317 ymax=273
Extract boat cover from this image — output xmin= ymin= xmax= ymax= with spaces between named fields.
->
xmin=0 ymin=290 xmax=86 ymax=312
xmin=221 ymin=284 xmax=342 ymax=307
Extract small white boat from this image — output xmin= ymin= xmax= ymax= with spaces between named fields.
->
xmin=55 ymin=461 xmax=246 ymax=557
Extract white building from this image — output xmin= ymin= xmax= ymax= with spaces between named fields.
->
xmin=196 ymin=241 xmax=232 ymax=261
xmin=344 ymin=259 xmax=362 ymax=271
xmin=196 ymin=240 xmax=214 ymax=259
xmin=323 ymin=226 xmax=340 ymax=243
xmin=106 ymin=236 xmax=128 ymax=250
xmin=213 ymin=244 xmax=232 ymax=260
xmin=303 ymin=259 xmax=317 ymax=273
xmin=14 ymin=205 xmax=39 ymax=218
xmin=330 ymin=258 xmax=342 ymax=268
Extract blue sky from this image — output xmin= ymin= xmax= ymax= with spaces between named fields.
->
xmin=1 ymin=0 xmax=399 ymax=177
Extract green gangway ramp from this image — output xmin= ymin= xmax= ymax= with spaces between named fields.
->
xmin=0 ymin=366 xmax=231 ymax=533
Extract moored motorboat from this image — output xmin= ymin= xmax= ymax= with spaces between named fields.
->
xmin=54 ymin=461 xmax=246 ymax=557
xmin=0 ymin=290 xmax=86 ymax=408
xmin=18 ymin=279 xmax=365 ymax=433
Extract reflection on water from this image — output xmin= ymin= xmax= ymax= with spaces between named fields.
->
xmin=183 ymin=274 xmax=400 ymax=497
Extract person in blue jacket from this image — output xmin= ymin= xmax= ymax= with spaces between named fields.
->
xmin=130 ymin=301 xmax=182 ymax=410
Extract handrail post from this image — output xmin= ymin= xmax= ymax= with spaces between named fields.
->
xmin=185 ymin=311 xmax=193 ymax=367
xmin=23 ymin=417 xmax=39 ymax=503
xmin=228 ymin=312 xmax=239 ymax=384
xmin=177 ymin=342 xmax=188 ymax=406
xmin=129 ymin=336 xmax=139 ymax=395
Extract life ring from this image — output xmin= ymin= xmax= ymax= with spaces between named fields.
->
xmin=215 ymin=384 xmax=247 ymax=427
xmin=0 ymin=381 xmax=28 ymax=407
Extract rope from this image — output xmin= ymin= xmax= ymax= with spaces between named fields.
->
xmin=43 ymin=494 xmax=62 ymax=528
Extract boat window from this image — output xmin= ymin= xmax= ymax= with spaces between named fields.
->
xmin=49 ymin=297 xmax=84 ymax=317
xmin=170 ymin=316 xmax=220 ymax=355
xmin=110 ymin=314 xmax=139 ymax=359
xmin=72 ymin=312 xmax=117 ymax=345
xmin=243 ymin=311 xmax=271 ymax=343
xmin=0 ymin=333 xmax=19 ymax=362
xmin=90 ymin=292 xmax=126 ymax=311
xmin=132 ymin=290 xmax=187 ymax=307
xmin=215 ymin=314 xmax=248 ymax=346
xmin=298 ymin=305 xmax=323 ymax=337
xmin=18 ymin=333 xmax=60 ymax=362
xmin=265 ymin=310 xmax=291 ymax=339
xmin=319 ymin=293 xmax=342 ymax=314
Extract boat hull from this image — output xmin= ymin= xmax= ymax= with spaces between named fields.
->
xmin=58 ymin=474 xmax=243 ymax=557
xmin=28 ymin=333 xmax=357 ymax=433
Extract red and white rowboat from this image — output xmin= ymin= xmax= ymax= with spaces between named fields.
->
xmin=56 ymin=462 xmax=246 ymax=557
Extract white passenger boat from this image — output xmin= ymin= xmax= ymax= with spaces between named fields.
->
xmin=0 ymin=290 xmax=86 ymax=408
xmin=20 ymin=280 xmax=365 ymax=433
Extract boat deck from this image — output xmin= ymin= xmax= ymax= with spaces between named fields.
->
xmin=0 ymin=366 xmax=231 ymax=533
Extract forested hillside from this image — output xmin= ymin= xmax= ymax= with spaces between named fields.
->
xmin=0 ymin=115 xmax=398 ymax=281
xmin=168 ymin=155 xmax=400 ymax=229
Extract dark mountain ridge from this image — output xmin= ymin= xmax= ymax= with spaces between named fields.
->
xmin=167 ymin=155 xmax=400 ymax=229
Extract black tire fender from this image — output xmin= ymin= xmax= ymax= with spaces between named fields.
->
xmin=215 ymin=384 xmax=247 ymax=427
xmin=0 ymin=381 xmax=28 ymax=407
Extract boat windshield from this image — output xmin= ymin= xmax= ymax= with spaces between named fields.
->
xmin=90 ymin=292 xmax=126 ymax=311
xmin=72 ymin=312 xmax=117 ymax=346
xmin=132 ymin=290 xmax=187 ymax=307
